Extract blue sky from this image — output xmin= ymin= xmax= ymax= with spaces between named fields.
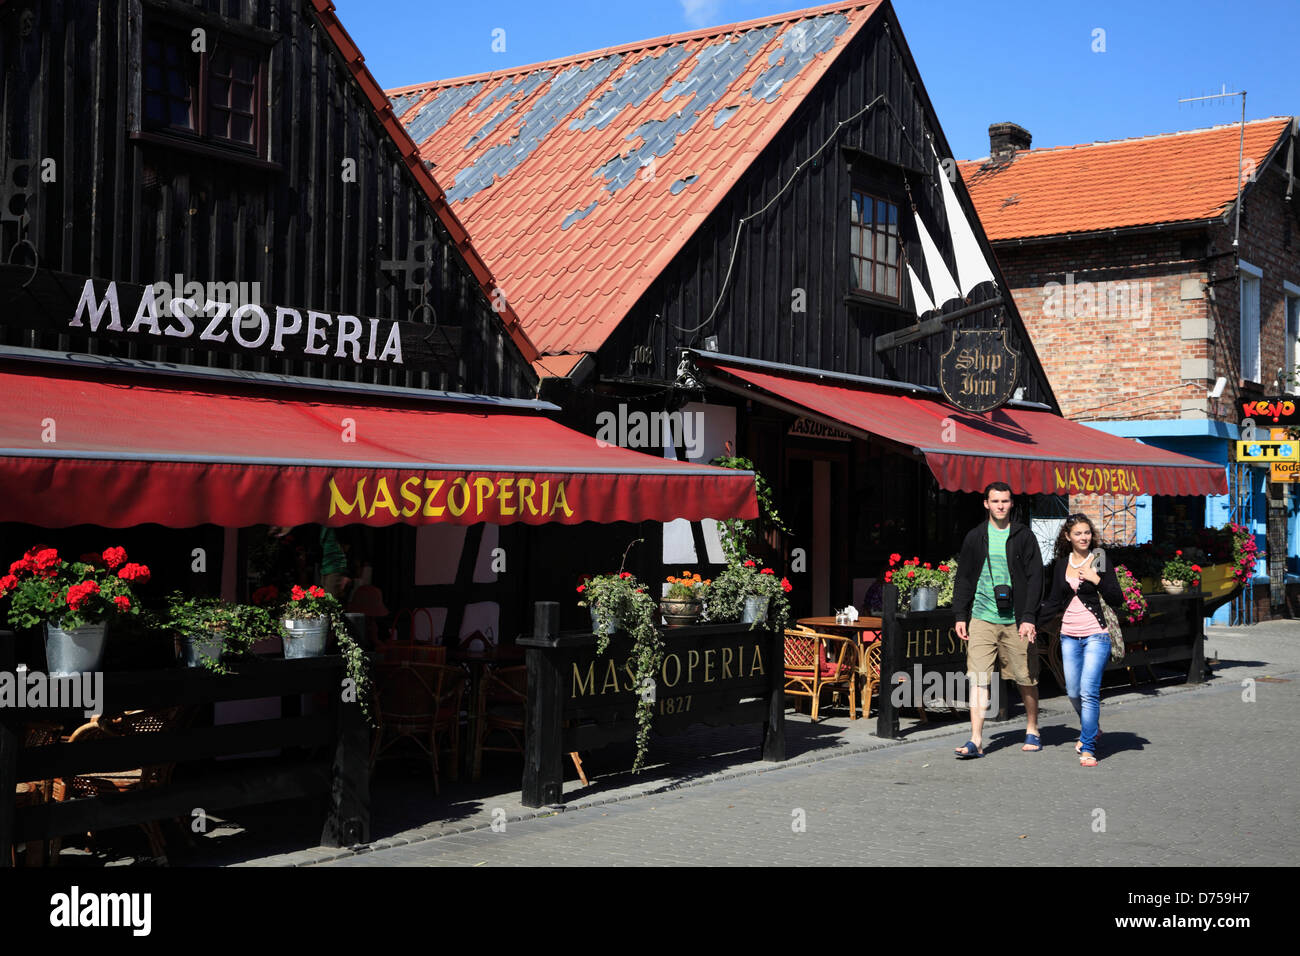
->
xmin=332 ymin=0 xmax=1296 ymax=160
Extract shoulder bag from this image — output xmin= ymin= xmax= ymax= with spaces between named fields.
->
xmin=1091 ymin=549 xmax=1125 ymax=663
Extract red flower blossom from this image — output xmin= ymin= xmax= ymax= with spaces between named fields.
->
xmin=889 ymin=553 xmax=901 ymax=565
xmin=113 ymin=595 xmax=131 ymax=612
xmin=117 ymin=563 xmax=150 ymax=584
xmin=32 ymin=549 xmax=61 ymax=578
xmin=8 ymin=558 xmax=30 ymax=576
xmin=576 ymin=584 xmax=586 ymax=593
xmin=1176 ymin=550 xmax=1183 ymax=556
xmin=251 ymin=585 xmax=278 ymax=606
xmin=884 ymin=571 xmax=893 ymax=583
xmin=906 ymin=570 xmax=916 ymax=579
xmin=912 ymin=556 xmax=919 ymax=564
xmin=0 ymin=573 xmax=17 ymax=596
xmin=619 ymin=572 xmax=632 ymax=579
xmin=308 ymin=585 xmax=326 ymax=598
xmin=938 ymin=564 xmax=949 ymax=572
xmin=923 ymin=563 xmax=931 ymax=569
xmin=291 ymin=585 xmax=306 ymax=601
xmin=780 ymin=577 xmax=792 ymax=593
xmin=760 ymin=568 xmax=774 ymax=575
xmin=101 ymin=546 xmax=128 ymax=569
xmin=1191 ymin=564 xmax=1201 ymax=572
xmin=743 ymin=560 xmax=756 ymax=568
xmin=66 ymin=580 xmax=100 ymax=611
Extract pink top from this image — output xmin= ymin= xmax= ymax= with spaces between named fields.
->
xmin=1061 ymin=576 xmax=1106 ymax=637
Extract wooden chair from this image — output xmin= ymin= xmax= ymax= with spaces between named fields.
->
xmin=470 ymin=664 xmax=589 ymax=786
xmin=858 ymin=640 xmax=883 ymax=717
xmin=369 ymin=660 xmax=464 ymax=794
xmin=783 ymin=629 xmax=858 ymax=722
xmin=12 ymin=722 xmax=63 ymax=866
xmin=63 ymin=707 xmax=192 ymax=864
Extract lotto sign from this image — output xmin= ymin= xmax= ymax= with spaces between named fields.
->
xmin=1236 ymin=440 xmax=1300 ymax=462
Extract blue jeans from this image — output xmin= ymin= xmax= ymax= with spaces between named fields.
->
xmin=1061 ymin=632 xmax=1109 ymax=755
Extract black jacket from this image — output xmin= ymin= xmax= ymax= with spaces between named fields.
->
xmin=952 ymin=521 xmax=1044 ymax=628
xmin=1038 ymin=551 xmax=1123 ymax=630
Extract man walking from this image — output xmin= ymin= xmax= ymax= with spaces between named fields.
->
xmin=951 ymin=482 xmax=1044 ymax=757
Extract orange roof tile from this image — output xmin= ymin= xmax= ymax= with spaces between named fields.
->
xmin=957 ymin=118 xmax=1295 ymax=242
xmin=388 ymin=1 xmax=883 ymax=357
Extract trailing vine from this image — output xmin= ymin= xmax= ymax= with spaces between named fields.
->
xmin=708 ymin=454 xmax=791 ymax=562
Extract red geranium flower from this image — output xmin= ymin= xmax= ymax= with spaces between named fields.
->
xmin=114 ymin=595 xmax=131 ymax=612
xmin=1191 ymin=564 xmax=1201 ymax=572
xmin=291 ymin=585 xmax=306 ymax=601
xmin=33 ymin=549 xmax=61 ymax=578
xmin=889 ymin=553 xmax=901 ymax=564
xmin=780 ymin=577 xmax=792 ymax=593
xmin=619 ymin=571 xmax=632 ymax=579
xmin=308 ymin=585 xmax=326 ymax=598
xmin=0 ymin=573 xmax=17 ymax=596
xmin=923 ymin=563 xmax=931 ymax=569
xmin=66 ymin=580 xmax=100 ymax=611
xmin=576 ymin=584 xmax=586 ymax=594
xmin=102 ymin=546 xmax=128 ymax=569
xmin=938 ymin=564 xmax=949 ymax=572
xmin=906 ymin=570 xmax=916 ymax=579
xmin=117 ymin=563 xmax=150 ymax=584
xmin=912 ymin=556 xmax=919 ymax=564
xmin=8 ymin=558 xmax=30 ymax=576
xmin=760 ymin=568 xmax=774 ymax=575
xmin=884 ymin=571 xmax=893 ymax=583
xmin=743 ymin=560 xmax=756 ymax=568
xmin=1176 ymin=550 xmax=1183 ymax=556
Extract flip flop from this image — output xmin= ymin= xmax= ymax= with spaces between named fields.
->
xmin=954 ymin=740 xmax=983 ymax=759
xmin=1075 ymin=729 xmax=1102 ymax=755
xmin=1022 ymin=733 xmax=1042 ymax=752
xmin=1079 ymin=753 xmax=1097 ymax=767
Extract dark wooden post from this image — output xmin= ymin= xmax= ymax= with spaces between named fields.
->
xmin=875 ymin=585 xmax=900 ymax=738
xmin=0 ymin=631 xmax=16 ymax=867
xmin=321 ymin=659 xmax=371 ymax=848
xmin=1188 ymin=591 xmax=1206 ymax=683
xmin=761 ymin=622 xmax=785 ymax=761
xmin=522 ymin=601 xmax=564 ymax=808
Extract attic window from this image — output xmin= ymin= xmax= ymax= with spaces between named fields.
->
xmin=142 ymin=17 xmax=267 ymax=155
xmin=850 ymin=190 xmax=900 ymax=301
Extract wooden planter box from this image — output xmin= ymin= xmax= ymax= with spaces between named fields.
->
xmin=0 ymin=632 xmax=369 ymax=866
xmin=518 ymin=602 xmax=784 ymax=807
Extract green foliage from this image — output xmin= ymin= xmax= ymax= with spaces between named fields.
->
xmin=3 ymin=546 xmax=149 ymax=631
xmin=708 ymin=455 xmax=791 ymax=563
xmin=887 ymin=556 xmax=958 ymax=607
xmin=1160 ymin=554 xmax=1202 ymax=588
xmin=278 ymin=586 xmax=372 ymax=723
xmin=701 ymin=560 xmax=792 ymax=636
xmin=164 ymin=592 xmax=275 ymax=675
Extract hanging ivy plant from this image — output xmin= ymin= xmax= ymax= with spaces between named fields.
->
xmin=708 ymin=454 xmax=791 ymax=563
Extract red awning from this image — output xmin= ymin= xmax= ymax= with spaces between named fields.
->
xmin=706 ymin=363 xmax=1227 ymax=497
xmin=0 ymin=364 xmax=758 ymax=528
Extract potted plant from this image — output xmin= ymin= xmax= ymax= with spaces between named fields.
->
xmin=661 ymin=571 xmax=709 ymax=626
xmin=885 ymin=555 xmax=956 ymax=613
xmin=1115 ymin=564 xmax=1147 ymax=623
xmin=164 ymin=593 xmax=274 ymax=674
xmin=1160 ymin=551 xmax=1202 ymax=594
xmin=277 ymin=584 xmax=371 ymax=720
xmin=708 ymin=453 xmax=792 ymax=563
xmin=701 ymin=558 xmax=792 ymax=635
xmin=575 ymin=559 xmax=663 ymax=772
xmin=1 ymin=546 xmax=150 ymax=675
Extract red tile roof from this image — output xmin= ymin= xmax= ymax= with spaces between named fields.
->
xmin=388 ymin=1 xmax=883 ymax=357
xmin=957 ymin=117 xmax=1295 ymax=242
xmin=308 ymin=0 xmax=539 ymax=365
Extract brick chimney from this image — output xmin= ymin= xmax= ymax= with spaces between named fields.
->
xmin=988 ymin=122 xmax=1031 ymax=164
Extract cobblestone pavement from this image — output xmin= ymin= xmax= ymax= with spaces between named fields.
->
xmin=245 ymin=622 xmax=1300 ymax=868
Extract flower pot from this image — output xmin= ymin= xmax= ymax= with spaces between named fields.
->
xmin=177 ymin=631 xmax=225 ymax=669
xmin=660 ymin=598 xmax=702 ymax=627
xmin=910 ymin=586 xmax=938 ymax=612
xmin=589 ymin=607 xmax=616 ymax=637
xmin=281 ymin=617 xmax=330 ymax=659
xmin=1161 ymin=579 xmax=1187 ymax=595
xmin=742 ymin=594 xmax=769 ymax=624
xmin=44 ymin=622 xmax=108 ymax=677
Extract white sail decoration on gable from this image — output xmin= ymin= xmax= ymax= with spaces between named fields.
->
xmin=912 ymin=210 xmax=961 ymax=310
xmin=906 ymin=263 xmax=935 ymax=316
xmin=933 ymin=144 xmax=996 ymax=296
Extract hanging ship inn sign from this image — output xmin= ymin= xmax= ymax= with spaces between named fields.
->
xmin=0 ymin=265 xmax=453 ymax=374
xmin=939 ymin=328 xmax=1021 ymax=413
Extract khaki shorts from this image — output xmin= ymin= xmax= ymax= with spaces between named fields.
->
xmin=967 ymin=618 xmax=1039 ymax=687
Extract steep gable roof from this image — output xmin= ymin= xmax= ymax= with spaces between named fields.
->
xmin=387 ymin=1 xmax=883 ymax=357
xmin=957 ymin=117 xmax=1296 ymax=242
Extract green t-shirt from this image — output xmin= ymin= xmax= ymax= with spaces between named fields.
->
xmin=972 ymin=523 xmax=1016 ymax=625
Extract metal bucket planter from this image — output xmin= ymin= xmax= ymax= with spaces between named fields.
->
xmin=589 ymin=607 xmax=617 ymax=638
xmin=910 ymin=586 xmax=938 ymax=612
xmin=1161 ymin=579 xmax=1187 ymax=595
xmin=177 ymin=631 xmax=225 ymax=669
xmin=281 ymin=617 xmax=330 ymax=659
xmin=742 ymin=594 xmax=770 ymax=624
xmin=660 ymin=598 xmax=702 ymax=627
xmin=45 ymin=622 xmax=108 ymax=677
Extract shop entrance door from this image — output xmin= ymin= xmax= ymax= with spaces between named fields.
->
xmin=786 ymin=450 xmax=848 ymax=619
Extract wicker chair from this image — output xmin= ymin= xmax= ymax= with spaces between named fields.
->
xmin=63 ymin=707 xmax=192 ymax=864
xmin=471 ymin=664 xmax=526 ymax=782
xmin=783 ymin=629 xmax=858 ymax=722
xmin=858 ymin=640 xmax=883 ymax=717
xmin=369 ymin=660 xmax=464 ymax=794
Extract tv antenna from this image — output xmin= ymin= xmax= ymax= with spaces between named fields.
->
xmin=1179 ymin=86 xmax=1247 ymax=251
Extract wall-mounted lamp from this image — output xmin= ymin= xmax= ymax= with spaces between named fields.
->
xmin=1208 ymin=376 xmax=1227 ymax=399
xmin=702 ymin=336 xmax=719 ymax=352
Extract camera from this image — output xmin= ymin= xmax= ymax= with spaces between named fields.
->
xmin=993 ymin=583 xmax=1014 ymax=614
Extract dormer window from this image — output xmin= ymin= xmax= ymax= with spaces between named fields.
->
xmin=850 ymin=190 xmax=900 ymax=302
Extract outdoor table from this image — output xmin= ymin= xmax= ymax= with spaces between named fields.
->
xmin=795 ymin=616 xmax=883 ymax=641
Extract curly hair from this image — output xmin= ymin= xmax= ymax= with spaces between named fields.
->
xmin=1054 ymin=513 xmax=1100 ymax=562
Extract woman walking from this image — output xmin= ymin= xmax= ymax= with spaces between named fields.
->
xmin=1038 ymin=515 xmax=1123 ymax=767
